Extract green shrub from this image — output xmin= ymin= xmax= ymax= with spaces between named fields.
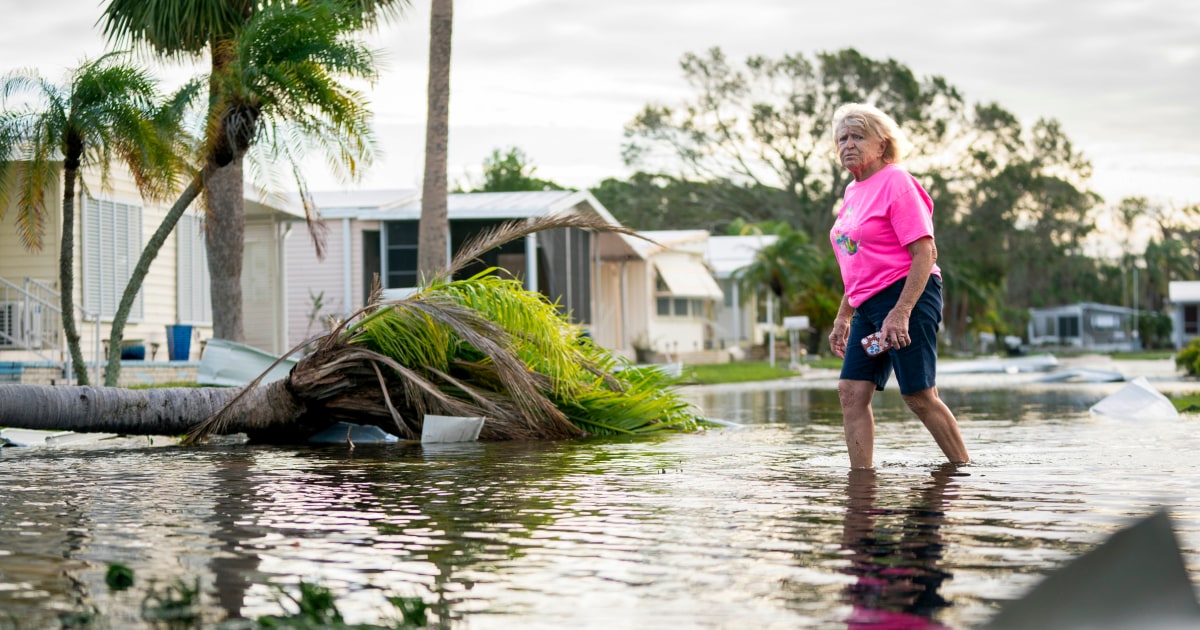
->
xmin=1175 ymin=338 xmax=1200 ymax=377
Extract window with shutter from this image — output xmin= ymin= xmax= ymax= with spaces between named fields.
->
xmin=82 ymin=196 xmax=143 ymax=321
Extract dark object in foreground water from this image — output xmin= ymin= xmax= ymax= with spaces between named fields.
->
xmin=985 ymin=509 xmax=1200 ymax=629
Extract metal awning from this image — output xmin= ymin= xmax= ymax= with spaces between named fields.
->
xmin=653 ymin=258 xmax=723 ymax=300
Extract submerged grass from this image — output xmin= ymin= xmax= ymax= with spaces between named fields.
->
xmin=100 ymin=564 xmax=429 ymax=629
xmin=681 ymin=361 xmax=800 ymax=385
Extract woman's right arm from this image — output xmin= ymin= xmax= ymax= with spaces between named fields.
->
xmin=829 ymin=295 xmax=855 ymax=358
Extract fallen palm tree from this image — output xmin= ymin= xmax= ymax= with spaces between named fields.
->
xmin=1 ymin=214 xmax=707 ymax=443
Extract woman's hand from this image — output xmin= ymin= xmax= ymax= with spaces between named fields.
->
xmin=829 ymin=318 xmax=851 ymax=358
xmin=880 ymin=309 xmax=911 ymax=349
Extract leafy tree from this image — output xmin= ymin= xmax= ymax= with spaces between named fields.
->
xmin=0 ymin=53 xmax=183 ymax=384
xmin=1141 ymin=203 xmax=1200 ymax=313
xmin=928 ymin=109 xmax=1103 ymax=346
xmin=102 ymin=0 xmax=399 ymax=343
xmin=460 ymin=146 xmax=566 ymax=193
xmin=418 ymin=0 xmax=452 ymax=279
xmin=592 ymin=172 xmax=796 ymax=233
xmin=623 ymin=47 xmax=966 ymax=240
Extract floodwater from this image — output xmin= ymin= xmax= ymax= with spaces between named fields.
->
xmin=2 ymin=382 xmax=1199 ymax=629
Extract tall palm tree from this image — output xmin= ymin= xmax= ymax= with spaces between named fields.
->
xmin=0 ymin=53 xmax=181 ymax=384
xmin=417 ymin=0 xmax=452 ymax=279
xmin=101 ymin=0 xmax=389 ymax=385
xmin=102 ymin=0 xmax=405 ymax=342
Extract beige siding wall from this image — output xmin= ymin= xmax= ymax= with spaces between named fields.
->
xmin=592 ymin=261 xmax=623 ymax=353
xmin=0 ymin=164 xmax=218 ymax=369
xmin=594 ymin=259 xmax=647 ymax=356
xmin=285 ymin=218 xmax=372 ymax=349
xmin=78 ymin=171 xmax=187 ymax=359
xmin=623 ymin=259 xmax=652 ymax=353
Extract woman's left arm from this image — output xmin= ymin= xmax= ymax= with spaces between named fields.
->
xmin=879 ymin=237 xmax=936 ymax=348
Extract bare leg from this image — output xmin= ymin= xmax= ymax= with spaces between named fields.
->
xmin=902 ymin=386 xmax=970 ymax=464
xmin=839 ymin=379 xmax=878 ymax=469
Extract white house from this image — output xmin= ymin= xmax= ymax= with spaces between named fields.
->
xmin=1027 ymin=302 xmax=1139 ymax=352
xmin=617 ymin=230 xmax=725 ymax=362
xmin=1168 ymin=281 xmax=1200 ymax=349
xmin=704 ymin=234 xmax=779 ymax=351
xmin=0 ymin=163 xmax=302 ymax=384
xmin=283 ymin=189 xmax=644 ymax=355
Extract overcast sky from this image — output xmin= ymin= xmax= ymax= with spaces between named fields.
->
xmin=4 ymin=0 xmax=1199 ymax=208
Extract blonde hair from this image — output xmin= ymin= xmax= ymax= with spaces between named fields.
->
xmin=832 ymin=103 xmax=909 ymax=164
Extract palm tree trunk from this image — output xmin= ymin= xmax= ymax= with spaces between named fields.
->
xmin=417 ymin=0 xmax=453 ymax=279
xmin=59 ymin=162 xmax=89 ymax=385
xmin=104 ymin=171 xmax=206 ymax=385
xmin=206 ymin=160 xmax=245 ymax=342
xmin=0 ymin=380 xmax=300 ymax=437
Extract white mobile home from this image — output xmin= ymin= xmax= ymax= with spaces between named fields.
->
xmin=1027 ymin=302 xmax=1138 ymax=352
xmin=284 ymin=190 xmax=643 ymax=355
xmin=0 ymin=163 xmax=301 ymax=384
xmin=705 ymin=234 xmax=779 ymax=351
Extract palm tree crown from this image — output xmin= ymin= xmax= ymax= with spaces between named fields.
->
xmin=0 ymin=53 xmax=177 ymax=250
xmin=101 ymin=0 xmax=405 ymax=342
xmin=0 ymin=53 xmax=182 ymax=384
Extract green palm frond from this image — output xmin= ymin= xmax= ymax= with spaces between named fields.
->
xmin=343 ymin=270 xmax=705 ymax=439
xmin=557 ymin=363 xmax=703 ymax=436
xmin=206 ymin=0 xmax=381 ymax=164
xmin=416 ymin=271 xmax=595 ymax=397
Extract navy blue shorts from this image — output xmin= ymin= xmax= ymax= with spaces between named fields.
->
xmin=839 ymin=275 xmax=943 ymax=395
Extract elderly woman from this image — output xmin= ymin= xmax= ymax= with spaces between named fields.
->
xmin=827 ymin=103 xmax=969 ymax=469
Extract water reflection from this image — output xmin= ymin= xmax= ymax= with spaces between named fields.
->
xmin=4 ymin=383 xmax=1200 ymax=629
xmin=841 ymin=466 xmax=962 ymax=629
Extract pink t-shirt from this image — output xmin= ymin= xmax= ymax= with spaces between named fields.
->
xmin=829 ymin=164 xmax=940 ymax=307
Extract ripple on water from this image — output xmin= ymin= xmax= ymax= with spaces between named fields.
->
xmin=1 ymin=386 xmax=1199 ymax=628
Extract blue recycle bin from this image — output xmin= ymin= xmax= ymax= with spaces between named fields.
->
xmin=166 ymin=324 xmax=193 ymax=361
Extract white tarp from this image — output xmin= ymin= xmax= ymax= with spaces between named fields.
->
xmin=0 ymin=428 xmax=118 ymax=447
xmin=1089 ymin=376 xmax=1180 ymax=421
xmin=422 ymin=415 xmax=485 ymax=443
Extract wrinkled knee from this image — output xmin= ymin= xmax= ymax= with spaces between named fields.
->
xmin=839 ymin=380 xmax=874 ymax=412
xmin=902 ymin=388 xmax=937 ymax=415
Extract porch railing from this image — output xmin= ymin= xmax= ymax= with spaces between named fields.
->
xmin=0 ymin=277 xmax=102 ymax=383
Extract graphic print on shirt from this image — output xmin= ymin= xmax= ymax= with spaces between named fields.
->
xmin=832 ymin=202 xmax=861 ymax=256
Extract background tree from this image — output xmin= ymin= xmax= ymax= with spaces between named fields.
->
xmin=102 ymin=0 xmax=403 ymax=342
xmin=417 ymin=0 xmax=452 ymax=279
xmin=931 ymin=108 xmax=1102 ymax=345
xmin=458 ymin=146 xmax=565 ymax=193
xmin=0 ymin=54 xmax=181 ymax=384
xmin=623 ymin=47 xmax=965 ymax=241
xmin=592 ymin=172 xmax=788 ymax=233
